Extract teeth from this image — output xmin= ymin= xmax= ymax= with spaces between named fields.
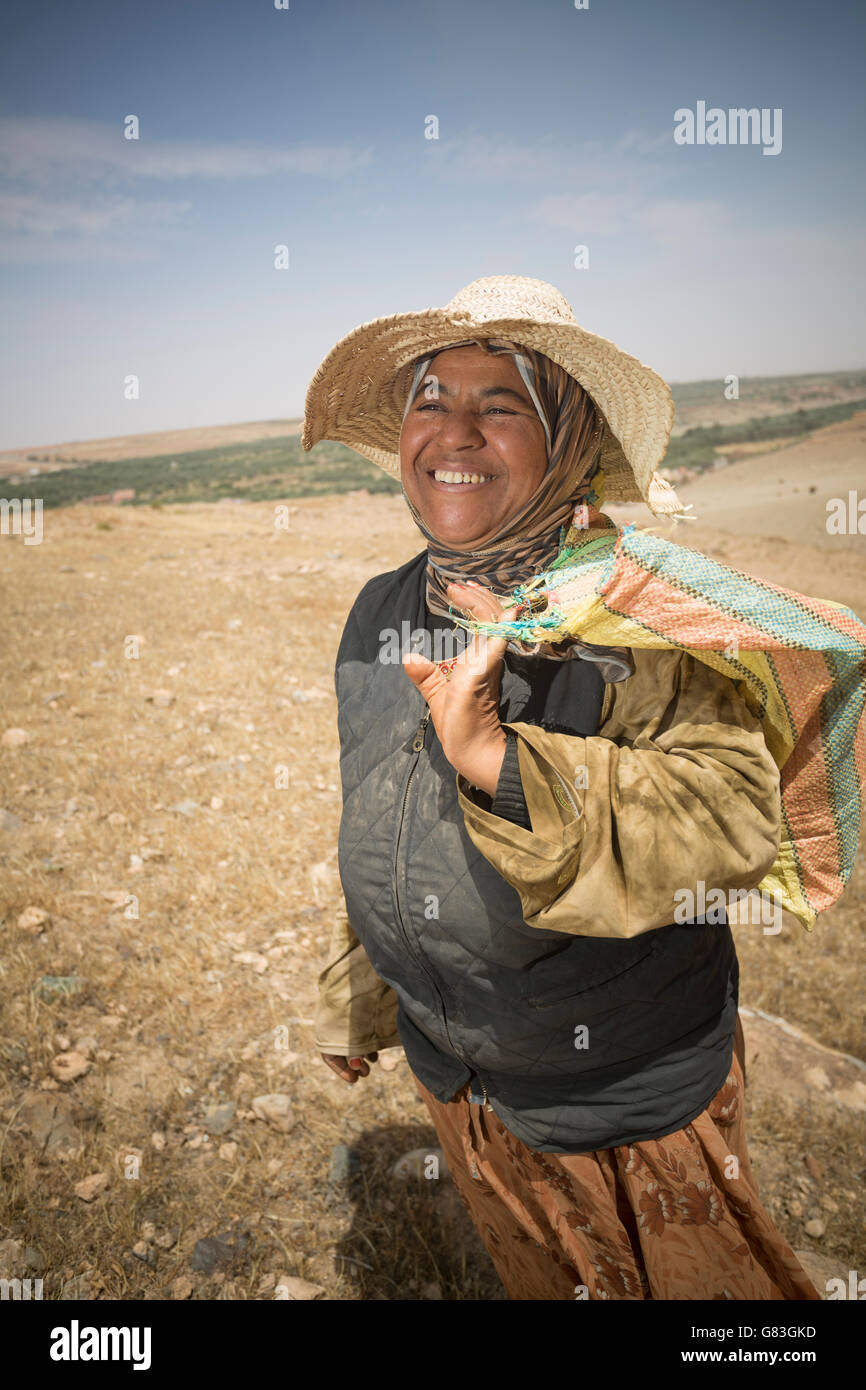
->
xmin=433 ymin=470 xmax=493 ymax=484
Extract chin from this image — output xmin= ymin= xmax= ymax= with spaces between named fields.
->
xmin=430 ymin=522 xmax=490 ymax=548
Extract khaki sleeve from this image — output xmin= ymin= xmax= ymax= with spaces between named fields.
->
xmin=313 ymin=904 xmax=402 ymax=1054
xmin=456 ymin=647 xmax=782 ymax=939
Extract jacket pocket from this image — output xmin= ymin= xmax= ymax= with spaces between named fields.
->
xmin=524 ymin=934 xmax=659 ymax=1007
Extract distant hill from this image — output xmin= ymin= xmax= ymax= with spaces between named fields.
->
xmin=0 ymin=417 xmax=305 ymax=475
xmin=1 ymin=369 xmax=864 ymax=510
xmin=667 ymin=369 xmax=866 ymax=434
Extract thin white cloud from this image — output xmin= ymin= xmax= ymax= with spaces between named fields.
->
xmin=0 ymin=116 xmax=373 ymax=188
xmin=424 ymin=130 xmax=567 ymax=182
xmin=0 ymin=191 xmax=192 ymax=236
xmin=527 ymin=191 xmax=641 ymax=235
xmin=526 ymin=189 xmax=739 ymax=256
xmin=0 ymin=115 xmax=372 ymax=262
xmin=641 ymin=196 xmax=734 ymax=249
xmin=425 ymin=125 xmax=674 ymax=187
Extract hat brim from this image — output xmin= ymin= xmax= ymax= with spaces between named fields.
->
xmin=302 ymin=307 xmax=676 ymax=509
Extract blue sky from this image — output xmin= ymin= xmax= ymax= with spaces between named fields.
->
xmin=1 ymin=0 xmax=864 ymax=449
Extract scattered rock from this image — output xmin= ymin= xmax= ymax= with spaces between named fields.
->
xmin=378 ymin=1050 xmax=403 ymax=1072
xmin=147 ymin=690 xmax=175 ymax=708
xmin=132 ymin=1240 xmax=155 ymax=1265
xmin=169 ymin=800 xmax=199 ymax=816
xmin=205 ymin=1101 xmax=237 ymax=1135
xmin=74 ymin=1171 xmax=109 ymax=1203
xmin=206 ymin=759 xmax=247 ymax=777
xmin=232 ymin=951 xmax=269 ymax=974
xmin=804 ymin=1066 xmax=832 ymax=1093
xmin=156 ymin=1228 xmax=178 ymax=1252
xmin=328 ymin=1144 xmax=361 ymax=1184
xmin=834 ymin=1081 xmax=866 ymax=1112
xmin=291 ymin=689 xmax=320 ymax=704
xmin=171 ymin=1276 xmax=193 ymax=1300
xmin=107 ymin=811 xmax=126 ymax=826
xmin=36 ymin=975 xmax=85 ymax=1003
xmin=16 ymin=905 xmax=51 ymax=934
xmin=0 ymin=808 xmax=22 ymax=832
xmin=50 ymin=1051 xmax=92 ymax=1083
xmin=17 ymin=1091 xmax=83 ymax=1158
xmin=60 ymin=1271 xmax=92 ymax=1300
xmin=2 ymin=728 xmax=32 ymax=747
xmin=274 ymin=1275 xmax=325 ymax=1300
xmin=421 ymin=1280 xmax=443 ymax=1300
xmin=251 ymin=1093 xmax=295 ymax=1134
xmin=150 ymin=1131 xmax=166 ymax=1152
xmin=805 ymin=1218 xmax=826 ymax=1239
xmin=190 ymin=1238 xmax=231 ymax=1275
xmin=218 ymin=1141 xmax=238 ymax=1162
xmin=804 ymin=1153 xmax=825 ymax=1182
xmin=793 ymin=1248 xmax=849 ymax=1298
xmin=139 ymin=1221 xmax=157 ymax=1243
xmin=392 ymin=1147 xmax=449 ymax=1181
xmin=190 ymin=1226 xmax=252 ymax=1275
xmin=740 ymin=1008 xmax=866 ymax=1114
xmin=0 ymin=1238 xmax=24 ymax=1277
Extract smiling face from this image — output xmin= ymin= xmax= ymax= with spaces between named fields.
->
xmin=399 ymin=344 xmax=549 ymax=547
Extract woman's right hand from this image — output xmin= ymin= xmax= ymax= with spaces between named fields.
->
xmin=320 ymin=1052 xmax=379 ymax=1084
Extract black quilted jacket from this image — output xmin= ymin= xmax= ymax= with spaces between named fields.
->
xmin=335 ymin=550 xmax=738 ymax=1152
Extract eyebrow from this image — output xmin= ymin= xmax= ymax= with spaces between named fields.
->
xmin=415 ymin=382 xmax=530 ymax=405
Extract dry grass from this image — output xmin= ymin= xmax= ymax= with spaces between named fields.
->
xmin=0 ymin=490 xmax=864 ymax=1299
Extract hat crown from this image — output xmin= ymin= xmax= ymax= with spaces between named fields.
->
xmin=445 ymin=275 xmax=577 ymax=327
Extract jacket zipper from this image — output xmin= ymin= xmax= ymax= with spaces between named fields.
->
xmin=393 ymin=705 xmax=491 ymax=1104
xmin=410 ymin=710 xmax=430 ymax=755
xmin=551 ymin=766 xmax=581 ymax=817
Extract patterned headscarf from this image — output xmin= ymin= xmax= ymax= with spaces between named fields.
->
xmin=400 ymin=337 xmax=634 ymax=681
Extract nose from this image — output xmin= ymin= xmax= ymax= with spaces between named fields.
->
xmin=428 ymin=403 xmax=487 ymax=449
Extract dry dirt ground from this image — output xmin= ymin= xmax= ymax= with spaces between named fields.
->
xmin=1 ymin=435 xmax=865 ymax=1300
xmin=648 ymin=412 xmax=866 ymax=559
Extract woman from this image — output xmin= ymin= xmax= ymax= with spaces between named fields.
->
xmin=302 ymin=275 xmax=859 ymax=1301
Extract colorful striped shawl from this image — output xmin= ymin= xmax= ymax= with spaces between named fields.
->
xmin=458 ymin=520 xmax=866 ymax=933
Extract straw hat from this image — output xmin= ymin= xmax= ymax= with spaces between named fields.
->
xmin=302 ymin=274 xmax=687 ymax=517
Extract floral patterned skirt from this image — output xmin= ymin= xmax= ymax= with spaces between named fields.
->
xmin=411 ymin=1016 xmax=820 ymax=1300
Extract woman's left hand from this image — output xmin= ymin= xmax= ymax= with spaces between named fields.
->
xmin=402 ymin=580 xmax=515 ymax=797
